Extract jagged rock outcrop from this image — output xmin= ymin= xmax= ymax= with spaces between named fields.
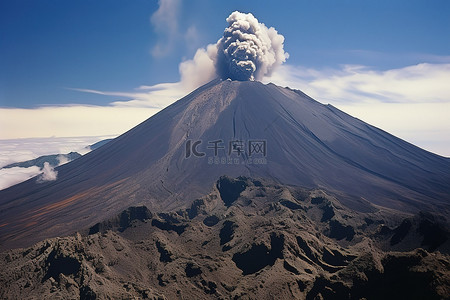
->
xmin=1 ymin=178 xmax=448 ymax=299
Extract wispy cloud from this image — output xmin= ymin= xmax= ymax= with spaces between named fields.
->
xmin=56 ymin=154 xmax=70 ymax=166
xmin=184 ymin=25 xmax=201 ymax=52
xmin=346 ymin=49 xmax=450 ymax=65
xmin=150 ymin=0 xmax=181 ymax=57
xmin=264 ymin=63 xmax=450 ymax=104
xmin=68 ymin=84 xmax=184 ymax=109
xmin=36 ymin=162 xmax=58 ymax=183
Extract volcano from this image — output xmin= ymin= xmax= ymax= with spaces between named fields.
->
xmin=1 ymin=79 xmax=449 ymax=250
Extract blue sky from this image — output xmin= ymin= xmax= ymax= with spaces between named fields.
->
xmin=0 ymin=0 xmax=450 ymax=156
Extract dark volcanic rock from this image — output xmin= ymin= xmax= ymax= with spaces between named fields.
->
xmin=185 ymin=262 xmax=202 ymax=277
xmin=200 ymin=280 xmax=217 ymax=294
xmin=283 ymin=260 xmax=300 ymax=275
xmin=322 ymin=247 xmax=355 ymax=267
xmin=311 ymin=196 xmax=325 ymax=205
xmin=328 ymin=220 xmax=355 ymax=241
xmin=320 ymin=204 xmax=335 ymax=222
xmin=119 ymin=206 xmax=153 ymax=232
xmin=306 ymin=276 xmax=349 ymax=300
xmin=344 ymin=250 xmax=445 ymax=300
xmin=280 ymin=200 xmax=302 ymax=210
xmin=307 ymin=249 xmax=448 ymax=300
xmin=417 ymin=213 xmax=449 ymax=251
xmin=187 ymin=199 xmax=206 ymax=219
xmin=43 ymin=249 xmax=81 ymax=281
xmin=232 ymin=233 xmax=284 ymax=275
xmin=79 ymin=285 xmax=97 ymax=300
xmin=89 ymin=206 xmax=152 ymax=234
xmin=296 ymin=236 xmax=315 ymax=260
xmin=390 ymin=219 xmax=412 ymax=246
xmin=0 ymin=179 xmax=449 ymax=300
xmin=377 ymin=225 xmax=393 ymax=235
xmin=151 ymin=219 xmax=187 ymax=235
xmin=219 ymin=220 xmax=237 ymax=246
xmin=155 ymin=240 xmax=173 ymax=263
xmin=203 ymin=215 xmax=220 ymax=227
xmin=217 ymin=176 xmax=248 ymax=207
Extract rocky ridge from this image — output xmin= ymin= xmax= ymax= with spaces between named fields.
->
xmin=1 ymin=177 xmax=448 ymax=299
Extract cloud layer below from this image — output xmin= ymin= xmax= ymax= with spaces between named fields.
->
xmin=0 ymin=166 xmax=41 ymax=190
xmin=0 ymin=136 xmax=114 ymax=190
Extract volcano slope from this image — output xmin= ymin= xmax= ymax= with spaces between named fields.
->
xmin=0 ymin=177 xmax=449 ymax=299
xmin=1 ymin=79 xmax=449 ymax=250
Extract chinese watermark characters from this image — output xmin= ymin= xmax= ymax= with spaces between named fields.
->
xmin=185 ymin=139 xmax=267 ymax=165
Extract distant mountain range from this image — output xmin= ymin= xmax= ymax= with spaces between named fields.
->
xmin=3 ymin=152 xmax=82 ymax=169
xmin=1 ymin=139 xmax=113 ymax=169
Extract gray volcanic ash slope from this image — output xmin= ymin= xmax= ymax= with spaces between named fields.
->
xmin=0 ymin=79 xmax=449 ymax=250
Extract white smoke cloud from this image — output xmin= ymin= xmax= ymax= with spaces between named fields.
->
xmin=56 ymin=154 xmax=70 ymax=166
xmin=215 ymin=11 xmax=288 ymax=81
xmin=37 ymin=162 xmax=58 ymax=183
xmin=179 ymin=44 xmax=218 ymax=90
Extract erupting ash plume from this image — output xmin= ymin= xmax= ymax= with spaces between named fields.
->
xmin=215 ymin=11 xmax=288 ymax=81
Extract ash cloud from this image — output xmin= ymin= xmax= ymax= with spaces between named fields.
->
xmin=215 ymin=11 xmax=289 ymax=81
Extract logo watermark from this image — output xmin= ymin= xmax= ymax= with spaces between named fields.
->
xmin=185 ymin=139 xmax=267 ymax=165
